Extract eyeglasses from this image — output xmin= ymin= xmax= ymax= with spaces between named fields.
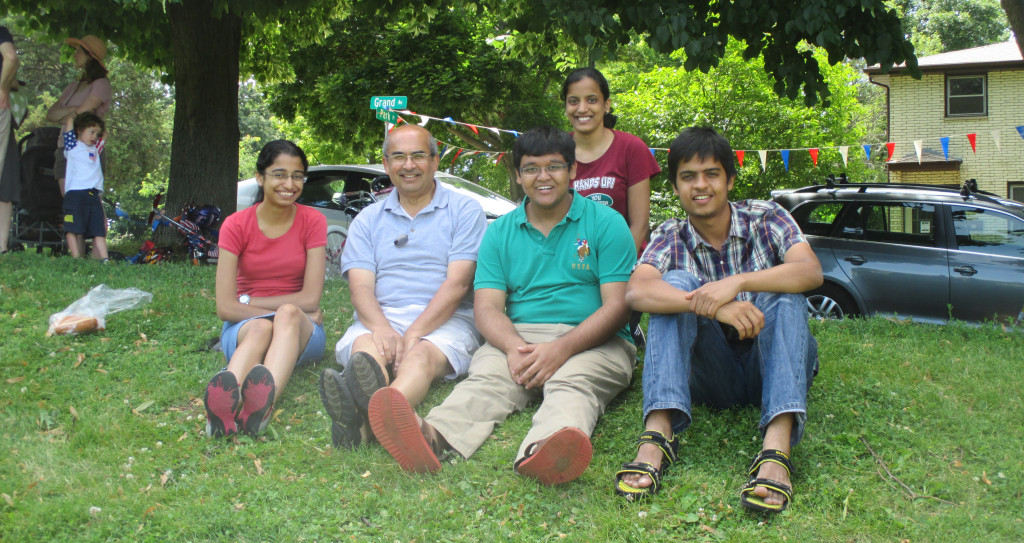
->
xmin=267 ymin=171 xmax=308 ymax=183
xmin=388 ymin=152 xmax=434 ymax=165
xmin=519 ymin=163 xmax=569 ymax=177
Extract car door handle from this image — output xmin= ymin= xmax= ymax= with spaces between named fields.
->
xmin=953 ymin=265 xmax=978 ymax=276
xmin=844 ymin=255 xmax=866 ymax=265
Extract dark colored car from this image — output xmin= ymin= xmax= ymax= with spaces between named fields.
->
xmin=772 ymin=181 xmax=1024 ymax=325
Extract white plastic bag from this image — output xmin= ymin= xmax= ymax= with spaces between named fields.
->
xmin=46 ymin=284 xmax=154 ymax=336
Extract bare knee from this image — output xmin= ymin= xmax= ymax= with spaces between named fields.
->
xmin=272 ymin=304 xmax=306 ymax=331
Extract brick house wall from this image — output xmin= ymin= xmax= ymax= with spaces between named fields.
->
xmin=868 ymin=48 xmax=1024 ymax=199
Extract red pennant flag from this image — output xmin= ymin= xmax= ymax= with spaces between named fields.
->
xmin=396 ymin=117 xmax=406 ymax=124
xmin=494 ymin=152 xmax=505 ymax=164
xmin=736 ymin=150 xmax=745 ymax=167
xmin=967 ymin=133 xmax=977 ymax=153
xmin=451 ymin=148 xmax=463 ymax=165
xmin=809 ymin=148 xmax=819 ymax=167
xmin=886 ymin=142 xmax=895 ymax=161
xmin=468 ymin=124 xmax=479 ymax=135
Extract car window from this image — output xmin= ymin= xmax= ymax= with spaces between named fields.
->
xmin=298 ymin=177 xmax=345 ymax=209
xmin=789 ymin=201 xmax=843 ymax=236
xmin=838 ymin=202 xmax=937 ymax=247
xmin=951 ymin=206 xmax=1024 ymax=259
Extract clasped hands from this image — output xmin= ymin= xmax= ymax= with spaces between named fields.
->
xmin=506 ymin=341 xmax=570 ymax=390
xmin=369 ymin=325 xmax=424 ymax=372
xmin=685 ymin=277 xmax=764 ymax=339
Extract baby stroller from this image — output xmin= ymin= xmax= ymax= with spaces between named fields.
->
xmin=147 ymin=193 xmax=220 ymax=265
xmin=9 ymin=126 xmax=66 ymax=254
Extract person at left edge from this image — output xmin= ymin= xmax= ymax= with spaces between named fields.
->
xmin=0 ymin=25 xmax=20 ymax=254
xmin=204 ymin=139 xmax=327 ymax=438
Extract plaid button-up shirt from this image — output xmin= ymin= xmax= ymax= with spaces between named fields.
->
xmin=638 ymin=199 xmax=807 ymax=303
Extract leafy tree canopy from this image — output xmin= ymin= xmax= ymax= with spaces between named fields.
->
xmin=508 ymin=0 xmax=920 ymax=106
xmin=895 ymin=0 xmax=1011 ymax=55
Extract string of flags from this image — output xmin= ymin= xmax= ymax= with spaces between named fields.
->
xmin=385 ymin=109 xmax=1024 ymax=171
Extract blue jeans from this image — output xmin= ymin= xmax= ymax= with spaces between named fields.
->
xmin=643 ymin=271 xmax=818 ymax=445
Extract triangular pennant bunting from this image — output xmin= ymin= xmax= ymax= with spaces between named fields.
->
xmin=494 ymin=152 xmax=505 ymax=164
xmin=451 ymin=148 xmax=464 ymax=165
xmin=886 ymin=142 xmax=895 ymax=162
xmin=1017 ymin=126 xmax=1024 ymax=140
xmin=940 ymin=137 xmax=950 ymax=160
xmin=967 ymin=133 xmax=977 ymax=153
xmin=758 ymin=150 xmax=767 ymax=172
xmin=780 ymin=150 xmax=790 ymax=171
xmin=839 ymin=146 xmax=849 ymax=166
xmin=913 ymin=140 xmax=923 ymax=164
xmin=863 ymin=144 xmax=872 ymax=161
xmin=808 ymin=148 xmax=818 ymax=167
xmin=736 ymin=150 xmax=745 ymax=167
xmin=992 ymin=130 xmax=1001 ymax=150
xmin=468 ymin=124 xmax=479 ymax=135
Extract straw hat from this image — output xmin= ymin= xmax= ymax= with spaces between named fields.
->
xmin=64 ymin=35 xmax=107 ymax=69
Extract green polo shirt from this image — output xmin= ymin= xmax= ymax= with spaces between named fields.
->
xmin=474 ymin=191 xmax=636 ymax=341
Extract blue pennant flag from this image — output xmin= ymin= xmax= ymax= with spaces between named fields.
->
xmin=650 ymin=148 xmax=656 ymax=156
xmin=940 ymin=137 xmax=950 ymax=160
xmin=1017 ymin=126 xmax=1024 ymax=140
xmin=780 ymin=150 xmax=790 ymax=171
xmin=862 ymin=144 xmax=872 ymax=161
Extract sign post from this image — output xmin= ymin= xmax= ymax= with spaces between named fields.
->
xmin=370 ymin=96 xmax=408 ymax=138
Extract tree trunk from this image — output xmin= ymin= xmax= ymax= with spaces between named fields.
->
xmin=1003 ymin=0 xmax=1024 ymax=58
xmin=160 ymin=0 xmax=241 ymax=242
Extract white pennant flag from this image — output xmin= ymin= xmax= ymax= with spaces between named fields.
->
xmin=839 ymin=146 xmax=849 ymax=167
xmin=758 ymin=150 xmax=768 ymax=172
xmin=914 ymin=140 xmax=923 ymax=164
xmin=418 ymin=117 xmax=431 ymax=127
xmin=488 ymin=127 xmax=501 ymax=138
xmin=992 ymin=129 xmax=1002 ymax=150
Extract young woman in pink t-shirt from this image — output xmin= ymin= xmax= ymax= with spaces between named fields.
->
xmin=204 ymin=140 xmax=328 ymax=438
xmin=562 ymin=67 xmax=661 ymax=347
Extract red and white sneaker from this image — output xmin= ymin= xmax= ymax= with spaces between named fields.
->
xmin=238 ymin=365 xmax=276 ymax=437
xmin=205 ymin=370 xmax=241 ymax=437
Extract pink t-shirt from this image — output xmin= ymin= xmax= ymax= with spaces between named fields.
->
xmin=56 ymin=77 xmax=113 ymax=117
xmin=571 ymin=129 xmax=661 ymax=219
xmin=53 ymin=78 xmax=113 ymax=146
xmin=218 ymin=204 xmax=327 ymax=297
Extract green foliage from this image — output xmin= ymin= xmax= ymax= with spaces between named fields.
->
xmin=265 ymin=8 xmax=563 ymax=198
xmin=510 ymin=0 xmax=920 ymax=106
xmin=2 ymin=254 xmax=1024 ymax=541
xmin=894 ymin=0 xmax=1011 ymax=55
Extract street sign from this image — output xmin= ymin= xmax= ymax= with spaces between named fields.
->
xmin=376 ymin=109 xmax=398 ymax=123
xmin=370 ymin=96 xmax=407 ymax=110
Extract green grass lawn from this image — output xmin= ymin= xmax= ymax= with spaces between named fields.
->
xmin=1 ymin=251 xmax=1022 ymax=541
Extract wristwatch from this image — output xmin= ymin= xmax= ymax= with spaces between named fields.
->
xmin=238 ymin=294 xmax=251 ymax=304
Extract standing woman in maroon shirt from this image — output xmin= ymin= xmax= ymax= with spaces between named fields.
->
xmin=562 ymin=67 xmax=661 ymax=346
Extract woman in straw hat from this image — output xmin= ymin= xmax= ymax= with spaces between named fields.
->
xmin=45 ymin=35 xmax=112 ymax=195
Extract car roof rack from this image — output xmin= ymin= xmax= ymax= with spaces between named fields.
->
xmin=792 ymin=178 xmax=1008 ymax=205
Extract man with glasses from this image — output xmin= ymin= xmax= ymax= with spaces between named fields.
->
xmin=370 ymin=126 xmax=637 ymax=485
xmin=319 ymin=124 xmax=487 ymax=450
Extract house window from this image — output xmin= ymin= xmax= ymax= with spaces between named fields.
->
xmin=1009 ymin=182 xmax=1024 ymax=203
xmin=946 ymin=75 xmax=986 ymax=116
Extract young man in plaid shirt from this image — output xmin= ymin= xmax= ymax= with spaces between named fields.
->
xmin=615 ymin=127 xmax=822 ymax=513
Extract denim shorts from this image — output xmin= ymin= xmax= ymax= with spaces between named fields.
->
xmin=221 ymin=312 xmax=326 ymax=367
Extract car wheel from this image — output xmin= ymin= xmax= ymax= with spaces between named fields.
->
xmin=325 ymin=230 xmax=346 ymax=279
xmin=804 ymin=285 xmax=858 ymax=320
